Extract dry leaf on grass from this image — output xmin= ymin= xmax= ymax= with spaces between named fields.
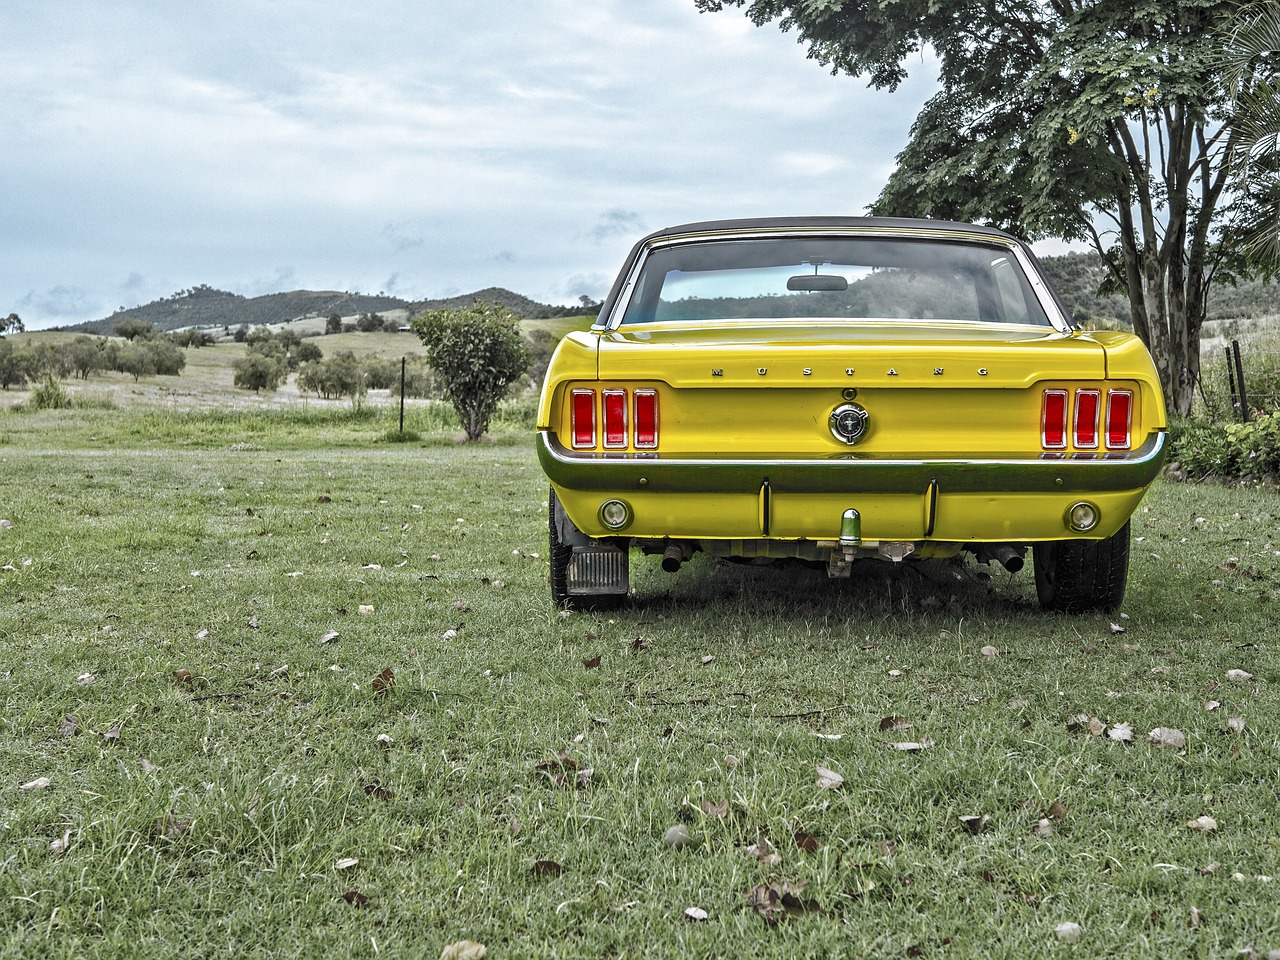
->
xmin=959 ymin=814 xmax=990 ymax=835
xmin=684 ymin=906 xmax=709 ymax=921
xmin=340 ymin=890 xmax=369 ymax=907
xmin=1033 ymin=818 xmax=1054 ymax=837
xmin=1227 ymin=716 xmax=1246 ymax=734
xmin=879 ymin=715 xmax=912 ymax=731
xmin=1148 ymin=727 xmax=1187 ymax=749
xmin=749 ymin=879 xmax=817 ymax=925
xmin=980 ymin=645 xmax=1000 ymax=657
xmin=700 ymin=799 xmax=729 ymax=819
xmin=1187 ymin=815 xmax=1218 ymax=832
xmin=742 ymin=837 xmax=781 ymax=866
xmin=1107 ymin=722 xmax=1134 ymax=743
xmin=20 ymin=777 xmax=51 ymax=792
xmin=50 ymin=830 xmax=72 ymax=855
xmin=531 ymin=859 xmax=564 ymax=877
xmin=334 ymin=857 xmax=359 ymax=871
xmin=793 ymin=829 xmax=821 ymax=853
xmin=57 ymin=715 xmax=78 ymax=738
xmin=439 ymin=941 xmax=487 ymax=960
xmin=892 ymin=739 xmax=934 ymax=752
xmin=371 ymin=668 xmax=395 ymax=696
xmin=1054 ymin=921 xmax=1084 ymax=943
xmin=318 ymin=630 xmax=340 ymax=645
xmin=1225 ymin=669 xmax=1254 ymax=682
xmin=581 ymin=655 xmax=601 ymax=669
xmin=816 ymin=765 xmax=844 ymax=790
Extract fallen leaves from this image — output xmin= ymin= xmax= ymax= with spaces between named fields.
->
xmin=1148 ymin=727 xmax=1187 ymax=750
xmin=749 ymin=878 xmax=817 ymax=925
xmin=1187 ymin=815 xmax=1218 ymax=832
xmin=439 ymin=941 xmax=486 ymax=960
xmin=534 ymin=750 xmax=592 ymax=789
xmin=20 ymin=777 xmax=52 ymax=790
xmin=1225 ymin=669 xmax=1254 ymax=682
xmin=1054 ymin=921 xmax=1084 ymax=943
xmin=958 ymin=814 xmax=990 ymax=835
xmin=371 ymin=668 xmax=395 ymax=696
xmin=815 ymin=765 xmax=844 ymax=790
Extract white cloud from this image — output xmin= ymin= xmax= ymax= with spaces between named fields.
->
xmin=0 ymin=0 xmax=938 ymax=326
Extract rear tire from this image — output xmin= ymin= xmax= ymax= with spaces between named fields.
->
xmin=548 ymin=487 xmax=625 ymax=611
xmin=1033 ymin=521 xmax=1130 ymax=613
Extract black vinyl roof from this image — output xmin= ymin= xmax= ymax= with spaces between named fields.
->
xmin=638 ymin=216 xmax=1019 ymax=245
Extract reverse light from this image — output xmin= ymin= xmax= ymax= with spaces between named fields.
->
xmin=1067 ymin=501 xmax=1099 ymax=533
xmin=633 ymin=389 xmax=658 ymax=448
xmin=571 ymin=389 xmax=596 ymax=449
xmin=599 ymin=498 xmax=632 ymax=530
xmin=1073 ymin=389 xmax=1100 ymax=449
xmin=1106 ymin=390 xmax=1133 ymax=449
xmin=1042 ymin=389 xmax=1068 ymax=449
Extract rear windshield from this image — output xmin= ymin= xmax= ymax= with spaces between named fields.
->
xmin=618 ymin=236 xmax=1053 ymax=326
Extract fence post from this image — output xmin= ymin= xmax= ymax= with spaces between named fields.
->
xmin=1231 ymin=339 xmax=1250 ymax=424
xmin=399 ymin=357 xmax=406 ymax=433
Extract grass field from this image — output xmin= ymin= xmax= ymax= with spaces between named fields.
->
xmin=2 ymin=399 xmax=1279 ymax=959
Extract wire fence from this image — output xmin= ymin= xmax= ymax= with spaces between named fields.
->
xmin=1219 ymin=338 xmax=1280 ymax=421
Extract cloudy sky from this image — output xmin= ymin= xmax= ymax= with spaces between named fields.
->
xmin=3 ymin=0 xmax=942 ymax=329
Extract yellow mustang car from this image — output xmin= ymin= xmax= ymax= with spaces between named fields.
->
xmin=537 ymin=217 xmax=1166 ymax=612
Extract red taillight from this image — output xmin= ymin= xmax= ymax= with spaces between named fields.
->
xmin=602 ymin=389 xmax=627 ymax=448
xmin=633 ymin=389 xmax=658 ymax=448
xmin=1106 ymin=390 xmax=1132 ymax=449
xmin=571 ymin=389 xmax=595 ymax=448
xmin=1042 ymin=389 xmax=1068 ymax=449
xmin=1073 ymin=389 xmax=1100 ymax=449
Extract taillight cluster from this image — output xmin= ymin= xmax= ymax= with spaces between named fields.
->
xmin=1042 ymin=387 xmax=1132 ymax=450
xmin=570 ymin=387 xmax=658 ymax=450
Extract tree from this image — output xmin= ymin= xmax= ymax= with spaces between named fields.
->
xmin=114 ymin=319 xmax=156 ymax=341
xmin=116 ymin=342 xmax=157 ymax=382
xmin=413 ymin=302 xmax=530 ymax=440
xmin=356 ymin=312 xmax=386 ymax=332
xmin=1224 ymin=2 xmax=1280 ymax=276
xmin=63 ymin=335 xmax=113 ymax=380
xmin=2 ymin=313 xmax=22 ymax=336
xmin=326 ymin=313 xmax=343 ymax=335
xmin=0 ymin=338 xmax=34 ymax=389
xmin=697 ymin=0 xmax=1254 ymax=415
xmin=232 ymin=352 xmax=287 ymax=393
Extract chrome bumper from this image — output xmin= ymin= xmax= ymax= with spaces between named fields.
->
xmin=536 ymin=431 xmax=1168 ymax=495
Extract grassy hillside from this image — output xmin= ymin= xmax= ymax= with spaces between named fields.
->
xmin=74 ymin=285 xmax=591 ymax=336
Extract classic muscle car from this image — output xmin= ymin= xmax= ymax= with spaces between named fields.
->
xmin=536 ymin=217 xmax=1167 ymax=612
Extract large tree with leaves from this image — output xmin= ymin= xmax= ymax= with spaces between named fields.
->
xmin=697 ymin=0 xmax=1251 ymax=414
xmin=1224 ymin=2 xmax=1280 ymax=276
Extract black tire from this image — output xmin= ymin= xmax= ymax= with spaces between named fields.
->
xmin=548 ymin=487 xmax=624 ymax=611
xmin=1033 ymin=521 xmax=1130 ymax=613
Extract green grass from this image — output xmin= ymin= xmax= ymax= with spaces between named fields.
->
xmin=2 ymin=417 xmax=1279 ymax=959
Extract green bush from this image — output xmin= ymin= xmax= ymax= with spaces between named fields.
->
xmin=29 ymin=377 xmax=72 ymax=410
xmin=413 ymin=302 xmax=530 ymax=440
xmin=1169 ymin=411 xmax=1280 ymax=480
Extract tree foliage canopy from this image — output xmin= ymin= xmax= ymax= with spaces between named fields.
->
xmin=696 ymin=0 xmax=1257 ymax=414
xmin=413 ymin=302 xmax=530 ymax=440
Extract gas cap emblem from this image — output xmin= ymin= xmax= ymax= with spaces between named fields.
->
xmin=829 ymin=402 xmax=869 ymax=445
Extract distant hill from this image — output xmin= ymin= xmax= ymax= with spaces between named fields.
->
xmin=1038 ymin=252 xmax=1280 ymax=327
xmin=70 ymin=284 xmax=586 ymax=335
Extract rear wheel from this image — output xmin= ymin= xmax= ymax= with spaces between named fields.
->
xmin=1033 ymin=521 xmax=1130 ymax=613
xmin=549 ymin=487 xmax=626 ymax=611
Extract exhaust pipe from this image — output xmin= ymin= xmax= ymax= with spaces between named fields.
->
xmin=661 ymin=542 xmax=687 ymax=573
xmin=989 ymin=545 xmax=1025 ymax=573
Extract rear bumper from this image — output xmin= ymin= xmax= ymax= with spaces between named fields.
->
xmin=536 ymin=430 xmax=1168 ymax=495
